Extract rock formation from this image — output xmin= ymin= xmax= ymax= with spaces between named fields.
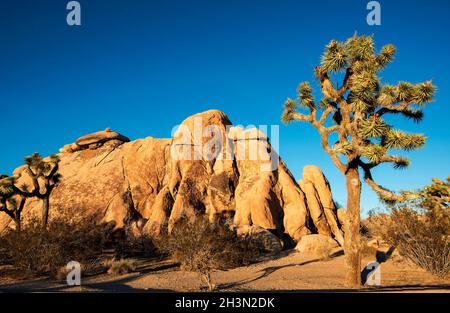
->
xmin=0 ymin=110 xmax=343 ymax=246
xmin=295 ymin=234 xmax=340 ymax=255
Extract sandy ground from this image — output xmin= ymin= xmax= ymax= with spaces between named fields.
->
xmin=1 ymin=248 xmax=449 ymax=293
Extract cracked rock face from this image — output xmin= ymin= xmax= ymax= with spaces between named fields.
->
xmin=0 ymin=110 xmax=344 ymax=245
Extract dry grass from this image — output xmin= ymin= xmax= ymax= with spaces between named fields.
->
xmin=107 ymin=259 xmax=137 ymax=275
xmin=0 ymin=214 xmax=158 ymax=279
xmin=0 ymin=216 xmax=111 ymax=278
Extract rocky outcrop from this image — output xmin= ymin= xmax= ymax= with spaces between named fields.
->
xmin=59 ymin=128 xmax=130 ymax=153
xmin=236 ymin=225 xmax=283 ymax=254
xmin=0 ymin=110 xmax=344 ymax=246
xmin=295 ymin=234 xmax=339 ymax=255
xmin=300 ymin=166 xmax=344 ymax=246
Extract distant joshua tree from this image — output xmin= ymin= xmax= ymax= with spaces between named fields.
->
xmin=0 ymin=153 xmax=61 ymax=230
xmin=0 ymin=175 xmax=27 ymax=232
xmin=282 ymin=33 xmax=436 ymax=286
xmin=23 ymin=153 xmax=61 ymax=227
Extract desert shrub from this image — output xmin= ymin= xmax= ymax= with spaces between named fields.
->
xmin=362 ymin=178 xmax=450 ymax=277
xmin=362 ymin=212 xmax=392 ymax=239
xmin=108 ymin=259 xmax=137 ymax=275
xmin=0 ymin=215 xmax=112 ymax=277
xmin=360 ymin=238 xmax=379 ymax=258
xmin=380 ymin=177 xmax=450 ymax=278
xmin=0 ymin=211 xmax=160 ymax=280
xmin=155 ymin=215 xmax=260 ymax=290
xmin=383 ymin=207 xmax=449 ymax=278
xmin=114 ymin=230 xmax=156 ymax=258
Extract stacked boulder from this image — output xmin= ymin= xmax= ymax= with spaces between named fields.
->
xmin=59 ymin=128 xmax=130 ymax=153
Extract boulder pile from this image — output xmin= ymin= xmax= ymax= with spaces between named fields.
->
xmin=0 ymin=110 xmax=344 ymax=247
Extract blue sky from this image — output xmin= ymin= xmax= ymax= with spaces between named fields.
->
xmin=1 ymin=0 xmax=449 ymax=215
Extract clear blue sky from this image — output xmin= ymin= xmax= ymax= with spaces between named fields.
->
xmin=1 ymin=0 xmax=449 ymax=215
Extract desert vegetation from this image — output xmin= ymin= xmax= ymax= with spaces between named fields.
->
xmin=0 ymin=215 xmax=111 ymax=277
xmin=366 ymin=177 xmax=449 ymax=278
xmin=0 ymin=212 xmax=159 ymax=279
xmin=282 ymin=33 xmax=436 ymax=286
xmin=0 ymin=153 xmax=61 ymax=231
xmin=0 ymin=33 xmax=448 ymax=291
xmin=155 ymin=216 xmax=261 ymax=290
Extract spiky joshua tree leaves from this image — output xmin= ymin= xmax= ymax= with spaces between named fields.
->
xmin=282 ymin=34 xmax=436 ymax=287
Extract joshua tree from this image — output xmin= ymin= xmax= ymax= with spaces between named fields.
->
xmin=0 ymin=175 xmax=27 ymax=232
xmin=22 ymin=153 xmax=61 ymax=227
xmin=0 ymin=154 xmax=60 ymax=230
xmin=416 ymin=177 xmax=450 ymax=213
xmin=282 ymin=34 xmax=436 ymax=286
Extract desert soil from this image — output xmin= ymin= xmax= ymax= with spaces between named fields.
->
xmin=1 ymin=248 xmax=449 ymax=293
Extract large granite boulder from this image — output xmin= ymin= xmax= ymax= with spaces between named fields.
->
xmin=295 ymin=234 xmax=339 ymax=255
xmin=0 ymin=110 xmax=344 ymax=247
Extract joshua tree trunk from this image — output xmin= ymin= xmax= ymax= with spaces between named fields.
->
xmin=42 ymin=197 xmax=50 ymax=227
xmin=344 ymin=167 xmax=362 ymax=287
xmin=14 ymin=216 xmax=21 ymax=232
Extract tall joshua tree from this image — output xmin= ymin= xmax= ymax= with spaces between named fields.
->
xmin=23 ymin=153 xmax=61 ymax=227
xmin=282 ymin=34 xmax=436 ymax=287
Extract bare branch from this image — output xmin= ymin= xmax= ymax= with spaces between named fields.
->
xmin=316 ymin=125 xmax=347 ymax=174
xmin=359 ymin=161 xmax=418 ymax=202
xmin=319 ymin=106 xmax=334 ymax=125
xmin=26 ymin=166 xmax=40 ymax=195
xmin=291 ymin=112 xmax=313 ymax=123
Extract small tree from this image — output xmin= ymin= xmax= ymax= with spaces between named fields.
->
xmin=0 ymin=176 xmax=27 ymax=232
xmin=282 ymin=34 xmax=436 ymax=286
xmin=23 ymin=153 xmax=61 ymax=227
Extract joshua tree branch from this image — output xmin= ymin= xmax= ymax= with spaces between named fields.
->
xmin=17 ymin=196 xmax=26 ymax=215
xmin=0 ymin=199 xmax=15 ymax=220
xmin=45 ymin=163 xmax=59 ymax=180
xmin=11 ymin=184 xmax=33 ymax=198
xmin=375 ymin=102 xmax=410 ymax=116
xmin=291 ymin=112 xmax=314 ymax=123
xmin=338 ymin=67 xmax=352 ymax=95
xmin=26 ymin=167 xmax=40 ymax=195
xmin=319 ymin=106 xmax=334 ymax=125
xmin=324 ymin=125 xmax=339 ymax=134
xmin=315 ymin=124 xmax=347 ymax=174
xmin=359 ymin=160 xmax=418 ymax=202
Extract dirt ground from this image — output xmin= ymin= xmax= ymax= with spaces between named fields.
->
xmin=1 ymin=248 xmax=449 ymax=293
